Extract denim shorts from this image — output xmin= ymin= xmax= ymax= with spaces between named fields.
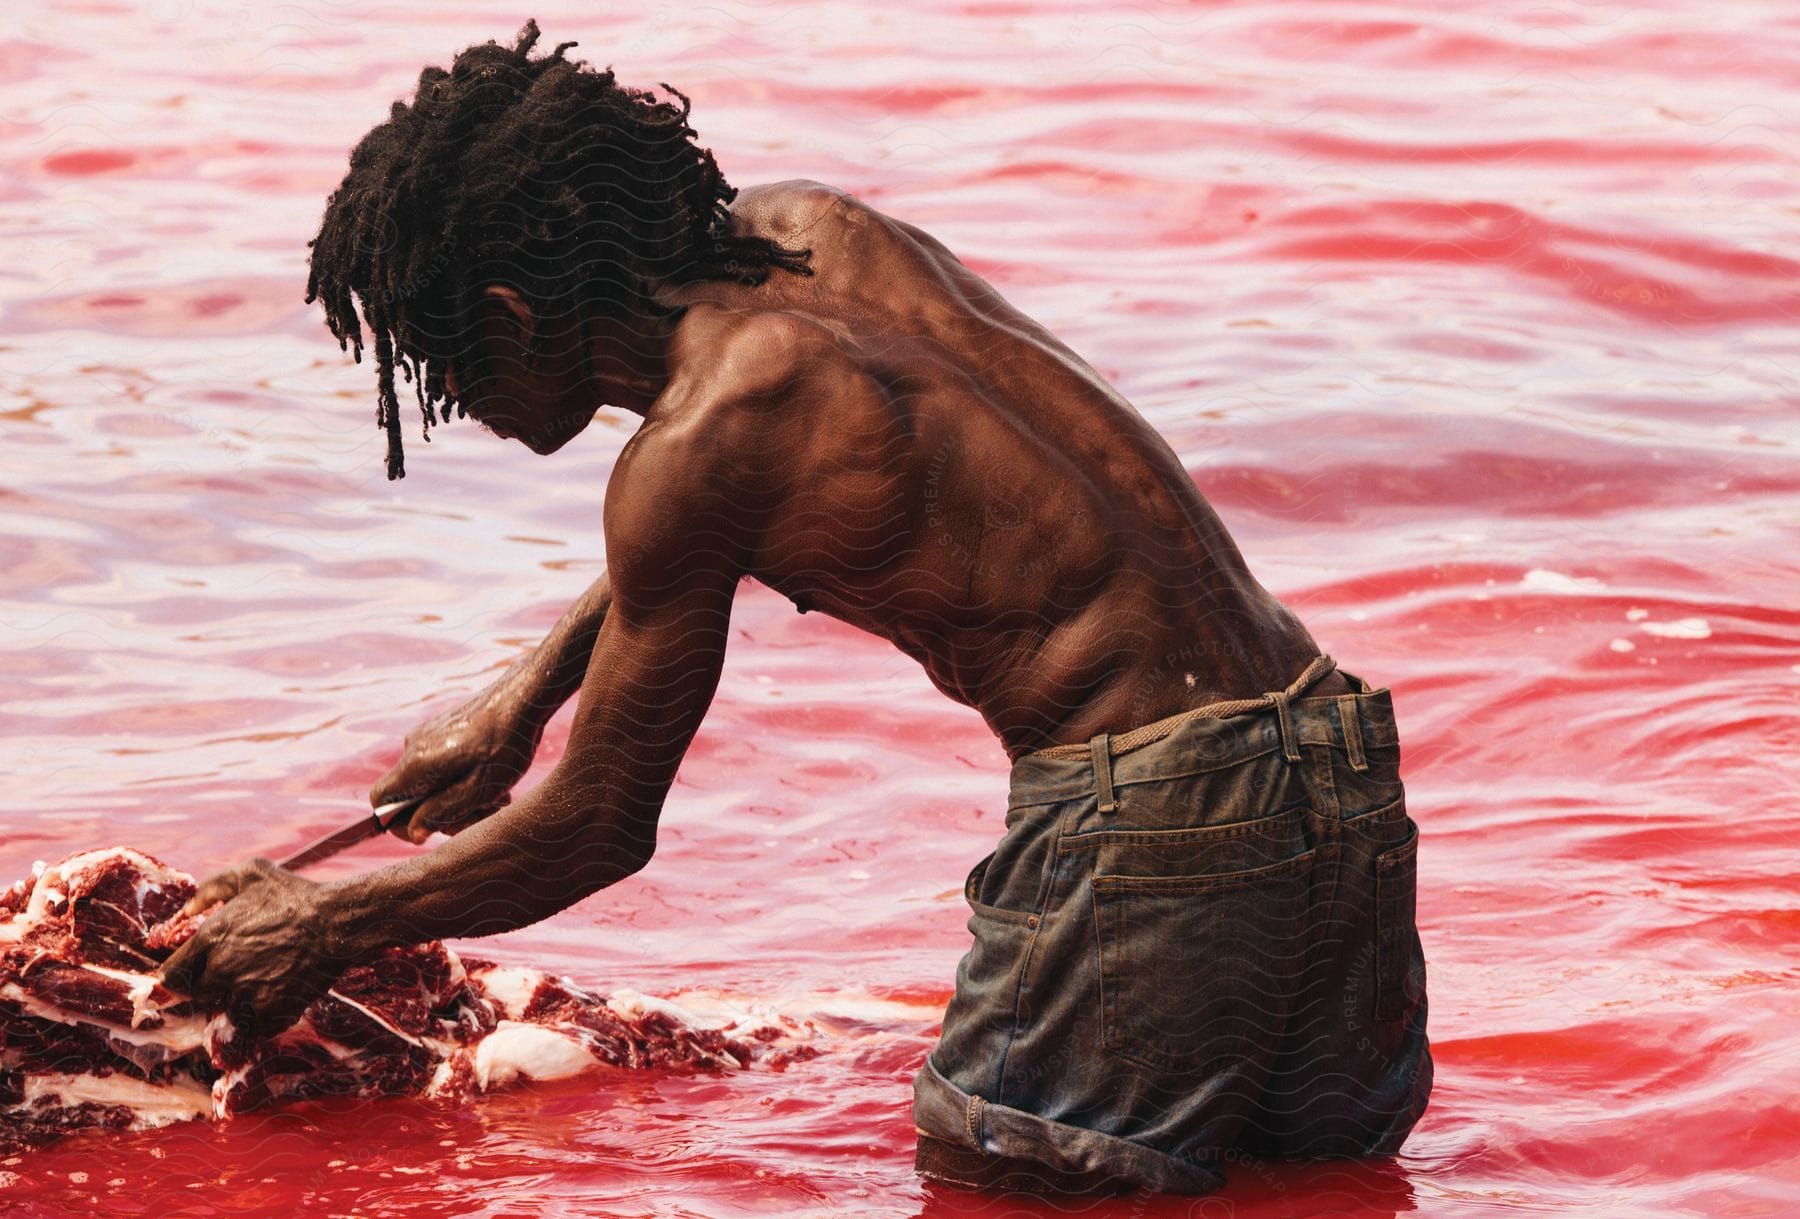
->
xmin=913 ymin=669 xmax=1431 ymax=1194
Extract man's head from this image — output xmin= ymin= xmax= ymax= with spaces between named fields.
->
xmin=305 ymin=19 xmax=812 ymax=477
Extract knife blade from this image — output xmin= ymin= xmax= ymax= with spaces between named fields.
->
xmin=277 ymin=798 xmax=423 ymax=872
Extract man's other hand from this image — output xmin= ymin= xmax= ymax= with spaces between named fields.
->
xmin=372 ymin=682 xmax=543 ymax=845
xmin=157 ymin=858 xmax=348 ymax=1040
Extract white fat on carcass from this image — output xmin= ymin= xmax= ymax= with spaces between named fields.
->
xmin=0 ymin=968 xmax=208 ymax=1054
xmin=443 ymin=948 xmax=467 ymax=992
xmin=14 ymin=1071 xmax=213 ymax=1128
xmin=6 ymin=848 xmax=183 ymax=936
xmin=82 ymin=962 xmax=177 ymax=1031
xmin=210 ymin=1009 xmax=388 ymax=1072
xmin=207 ymin=1012 xmax=351 ymax=1114
xmin=469 ymin=965 xmax=546 ymax=1020
xmin=610 ymin=986 xmax=830 ymax=1053
xmin=604 ymin=987 xmax=711 ymax=1028
xmin=603 ymin=990 xmax=745 ymax=1068
xmin=322 ymin=989 xmax=430 ymax=1049
xmin=1 ymin=848 xmax=180 ymax=942
xmin=466 ymin=1021 xmax=597 ymax=1089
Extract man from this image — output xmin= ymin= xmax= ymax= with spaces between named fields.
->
xmin=161 ymin=22 xmax=1430 ymax=1195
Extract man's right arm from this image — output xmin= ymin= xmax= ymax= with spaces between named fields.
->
xmin=502 ymin=569 xmax=615 ymax=724
xmin=371 ymin=570 xmax=612 ymax=842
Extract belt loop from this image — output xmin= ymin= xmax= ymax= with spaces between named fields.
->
xmin=1338 ymin=694 xmax=1369 ymax=772
xmin=1269 ymin=690 xmax=1301 ymax=764
xmin=1089 ymin=733 xmax=1119 ymax=814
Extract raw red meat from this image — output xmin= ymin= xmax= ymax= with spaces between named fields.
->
xmin=0 ymin=848 xmax=812 ymax=1150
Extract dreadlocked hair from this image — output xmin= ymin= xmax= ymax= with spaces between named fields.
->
xmin=305 ymin=19 xmax=814 ymax=478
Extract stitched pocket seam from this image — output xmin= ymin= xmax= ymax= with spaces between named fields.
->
xmin=1093 ymin=848 xmax=1316 ymax=895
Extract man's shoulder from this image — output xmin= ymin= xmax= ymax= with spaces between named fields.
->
xmin=736 ymin=177 xmax=850 ymax=206
xmin=612 ymin=311 xmax=848 ymax=519
xmin=731 ymin=179 xmax=921 ymax=259
xmin=664 ymin=305 xmax=854 ymax=423
xmin=733 ymin=178 xmax=862 ymax=232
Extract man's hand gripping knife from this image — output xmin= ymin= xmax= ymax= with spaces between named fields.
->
xmin=371 ymin=571 xmax=615 ymax=845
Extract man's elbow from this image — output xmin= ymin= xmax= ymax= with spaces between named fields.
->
xmin=516 ymin=785 xmax=656 ymax=898
xmin=537 ymin=825 xmax=652 ymax=901
xmin=583 ymin=801 xmax=658 ymax=889
xmin=536 ymin=760 xmax=659 ymax=869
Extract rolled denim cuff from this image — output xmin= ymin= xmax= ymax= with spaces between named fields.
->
xmin=913 ymin=1055 xmax=1225 ymax=1195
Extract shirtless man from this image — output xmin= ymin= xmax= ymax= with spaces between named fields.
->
xmin=161 ymin=23 xmax=1430 ymax=1194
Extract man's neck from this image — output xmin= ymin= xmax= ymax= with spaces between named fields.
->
xmin=586 ymin=306 xmax=680 ymax=416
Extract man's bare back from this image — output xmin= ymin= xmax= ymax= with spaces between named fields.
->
xmin=638 ymin=179 xmax=1348 ymax=760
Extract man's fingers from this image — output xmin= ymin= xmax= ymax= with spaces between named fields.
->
xmin=369 ymin=757 xmax=431 ymax=810
xmin=396 ymin=770 xmax=506 ymax=844
xmin=157 ymin=931 xmax=210 ymax=998
xmin=369 ymin=760 xmax=423 ymax=811
xmin=389 ymin=803 xmax=429 ymax=845
xmin=180 ymin=863 xmax=259 ymax=918
xmin=257 ymin=990 xmax=313 ymax=1040
xmin=401 ymin=797 xmax=500 ymax=845
xmin=372 ymin=757 xmax=473 ymax=820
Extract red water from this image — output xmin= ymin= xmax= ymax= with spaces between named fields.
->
xmin=4 ymin=1 xmax=1798 ymax=1215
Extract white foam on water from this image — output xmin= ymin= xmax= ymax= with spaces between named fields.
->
xmin=1640 ymin=617 xmax=1711 ymax=639
xmin=1520 ymin=569 xmax=1606 ymax=593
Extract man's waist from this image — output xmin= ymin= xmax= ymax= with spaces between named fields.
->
xmin=1006 ymin=667 xmax=1397 ymax=810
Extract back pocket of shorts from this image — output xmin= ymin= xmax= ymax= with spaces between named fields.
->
xmin=1374 ymin=822 xmax=1421 ymax=1023
xmin=1093 ymin=851 xmax=1314 ymax=1075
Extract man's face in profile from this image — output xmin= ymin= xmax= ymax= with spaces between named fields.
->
xmin=443 ymin=287 xmax=600 ymax=456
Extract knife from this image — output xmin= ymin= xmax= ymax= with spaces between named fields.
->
xmin=276 ymin=797 xmax=425 ymax=872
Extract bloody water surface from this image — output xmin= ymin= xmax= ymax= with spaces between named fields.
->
xmin=3 ymin=1 xmax=1798 ymax=1215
